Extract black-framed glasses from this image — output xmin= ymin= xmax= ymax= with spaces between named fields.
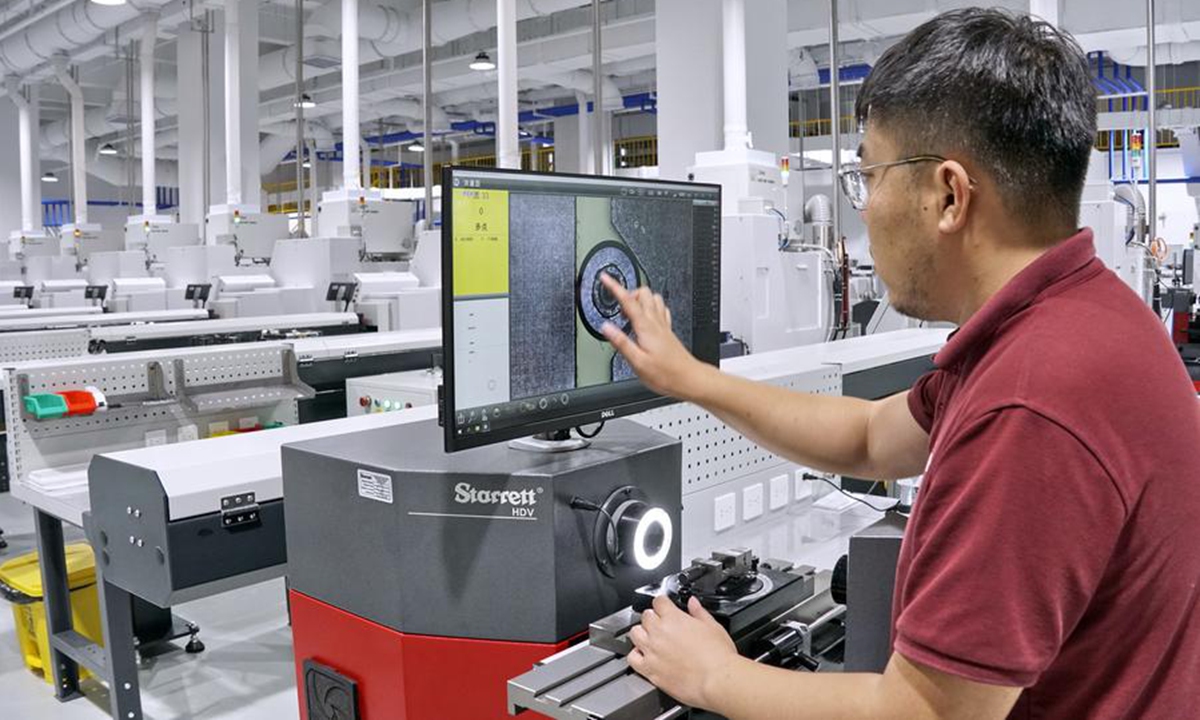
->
xmin=838 ymin=155 xmax=976 ymax=211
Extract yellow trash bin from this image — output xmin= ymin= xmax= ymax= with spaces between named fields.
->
xmin=0 ymin=543 xmax=104 ymax=683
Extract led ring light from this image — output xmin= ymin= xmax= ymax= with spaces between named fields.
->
xmin=631 ymin=507 xmax=673 ymax=571
xmin=587 ymin=486 xmax=674 ymax=578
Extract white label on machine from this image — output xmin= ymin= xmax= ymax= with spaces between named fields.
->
xmin=357 ymin=469 xmax=394 ymax=504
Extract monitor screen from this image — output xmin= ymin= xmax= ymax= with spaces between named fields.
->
xmin=440 ymin=167 xmax=722 ymax=452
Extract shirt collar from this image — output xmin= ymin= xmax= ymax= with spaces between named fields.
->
xmin=935 ymin=228 xmax=1098 ymax=370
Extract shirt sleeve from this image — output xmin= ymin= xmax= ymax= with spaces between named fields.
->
xmin=893 ymin=407 xmax=1127 ymax=687
xmin=906 ymin=370 xmax=945 ymax=435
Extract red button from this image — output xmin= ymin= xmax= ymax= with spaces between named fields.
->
xmin=359 ymin=396 xmax=370 ymax=407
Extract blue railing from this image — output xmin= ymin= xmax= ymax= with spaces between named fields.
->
xmin=42 ymin=188 xmax=180 ymax=228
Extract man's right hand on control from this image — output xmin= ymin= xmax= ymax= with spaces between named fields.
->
xmin=599 ymin=273 xmax=714 ymax=401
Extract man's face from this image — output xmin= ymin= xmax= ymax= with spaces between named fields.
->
xmin=858 ymin=126 xmax=942 ymax=321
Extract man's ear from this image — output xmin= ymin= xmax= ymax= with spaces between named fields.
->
xmin=935 ymin=160 xmax=973 ymax=235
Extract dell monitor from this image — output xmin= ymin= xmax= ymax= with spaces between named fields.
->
xmin=440 ymin=167 xmax=722 ymax=453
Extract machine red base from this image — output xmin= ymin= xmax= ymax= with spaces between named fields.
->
xmin=291 ymin=590 xmax=571 ymax=720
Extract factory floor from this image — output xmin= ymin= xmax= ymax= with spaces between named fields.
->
xmin=0 ymin=488 xmax=885 ymax=719
xmin=0 ymin=493 xmax=299 ymax=720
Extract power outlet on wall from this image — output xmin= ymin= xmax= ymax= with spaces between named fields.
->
xmin=742 ymin=483 xmax=764 ymax=521
xmin=769 ymin=474 xmax=789 ymax=510
xmin=714 ymin=492 xmax=736 ymax=532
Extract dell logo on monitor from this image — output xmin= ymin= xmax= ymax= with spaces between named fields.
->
xmin=600 ymin=409 xmax=616 ymax=420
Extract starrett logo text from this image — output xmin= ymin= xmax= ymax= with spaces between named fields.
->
xmin=454 ymin=483 xmax=541 ymax=507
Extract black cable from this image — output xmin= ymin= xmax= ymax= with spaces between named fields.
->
xmin=575 ymin=421 xmax=605 ymax=439
xmin=803 ymin=473 xmax=895 ymax=513
xmin=570 ymin=495 xmax=618 ymax=553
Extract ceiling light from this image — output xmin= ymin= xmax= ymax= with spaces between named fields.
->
xmin=41 ymin=172 xmax=59 ymax=183
xmin=98 ymin=143 xmax=118 ymax=156
xmin=294 ymin=93 xmax=316 ymax=109
xmin=409 ymin=142 xmax=425 ymax=153
xmin=90 ymin=0 xmax=127 ymax=6
xmin=469 ymin=51 xmax=496 ymax=72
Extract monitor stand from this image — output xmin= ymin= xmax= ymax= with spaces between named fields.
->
xmin=508 ymin=429 xmax=591 ymax=454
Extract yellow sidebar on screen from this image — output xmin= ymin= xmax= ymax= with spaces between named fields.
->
xmin=452 ymin=188 xmax=510 ymax=297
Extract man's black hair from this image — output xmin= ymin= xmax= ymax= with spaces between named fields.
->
xmin=855 ymin=8 xmax=1097 ymax=231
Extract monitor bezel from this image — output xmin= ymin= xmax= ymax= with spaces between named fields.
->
xmin=440 ymin=165 xmax=722 ymax=453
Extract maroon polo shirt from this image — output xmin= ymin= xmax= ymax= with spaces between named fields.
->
xmin=896 ymin=229 xmax=1200 ymax=719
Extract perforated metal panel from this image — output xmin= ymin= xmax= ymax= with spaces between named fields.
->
xmin=180 ymin=347 xmax=295 ymax=388
xmin=632 ymin=366 xmax=840 ymax=496
xmin=5 ymin=344 xmax=305 ymax=502
xmin=0 ymin=329 xmax=89 ymax=364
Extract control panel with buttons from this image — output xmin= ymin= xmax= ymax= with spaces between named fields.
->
xmin=345 ymin=369 xmax=441 ymax=417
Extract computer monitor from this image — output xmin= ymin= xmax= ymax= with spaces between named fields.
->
xmin=440 ymin=167 xmax=722 ymax=453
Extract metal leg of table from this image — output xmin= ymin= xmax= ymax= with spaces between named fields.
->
xmin=33 ymin=509 xmax=82 ymax=702
xmin=96 ymin=567 xmax=144 ymax=720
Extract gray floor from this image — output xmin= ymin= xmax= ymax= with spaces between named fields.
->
xmin=0 ymin=493 xmax=299 ymax=720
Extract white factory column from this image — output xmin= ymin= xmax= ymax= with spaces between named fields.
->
xmin=176 ymin=26 xmax=206 ymax=226
xmin=657 ymin=0 xmax=788 ymax=181
xmin=223 ymin=0 xmax=242 ymax=206
xmin=496 ymin=0 xmax=520 ymax=169
xmin=141 ymin=17 xmax=158 ymax=218
xmin=217 ymin=0 xmax=262 ymax=207
xmin=745 ymin=0 xmax=789 ymax=160
xmin=598 ymin=107 xmax=614 ymax=175
xmin=237 ymin=0 xmax=261 ymax=206
xmin=554 ymin=113 xmax=582 ymax=174
xmin=578 ymin=91 xmax=593 ymax=174
xmin=28 ymin=84 xmax=41 ymax=230
xmin=342 ymin=0 xmax=361 ymax=190
xmin=6 ymin=81 xmax=46 ymax=258
xmin=0 ymin=101 xmax=21 ymax=238
xmin=655 ymin=0 xmax=722 ymax=180
xmin=1029 ymin=0 xmax=1060 ymax=26
xmin=209 ymin=11 xmax=228 ymax=210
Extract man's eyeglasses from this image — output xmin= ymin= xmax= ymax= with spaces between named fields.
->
xmin=838 ymin=155 xmax=975 ymax=211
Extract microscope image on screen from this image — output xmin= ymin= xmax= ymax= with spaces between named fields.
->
xmin=446 ymin=168 xmax=720 ymax=450
xmin=508 ymin=194 xmax=695 ymax=399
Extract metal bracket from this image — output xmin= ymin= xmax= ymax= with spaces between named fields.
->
xmin=220 ymin=492 xmax=261 ymax=529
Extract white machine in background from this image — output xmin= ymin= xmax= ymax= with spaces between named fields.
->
xmin=315 ymin=188 xmax=417 ymax=261
xmin=22 ymin=253 xmax=89 ymax=309
xmin=213 ymin=274 xmax=283 ymax=316
xmin=36 ymin=278 xmax=88 ymax=308
xmin=108 ymin=277 xmax=170 ymax=312
xmin=223 ymin=235 xmax=372 ymax=317
xmin=692 ymin=146 xmax=836 ymax=353
xmin=1080 ymin=151 xmax=1156 ymax=306
xmin=345 ymin=368 xmax=441 ymax=416
xmin=124 ymin=216 xmax=202 ymax=269
xmin=353 ymin=272 xmax=440 ymax=332
xmin=61 ymin=223 xmax=123 ymax=268
xmin=205 ymin=204 xmax=291 ymax=264
xmin=9 ymin=230 xmax=56 ymax=262
xmin=0 ymin=280 xmax=27 ymax=306
xmin=86 ymin=250 xmax=152 ymax=310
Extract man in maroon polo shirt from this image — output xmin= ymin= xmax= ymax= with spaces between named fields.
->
xmin=597 ymin=8 xmax=1200 ymax=720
